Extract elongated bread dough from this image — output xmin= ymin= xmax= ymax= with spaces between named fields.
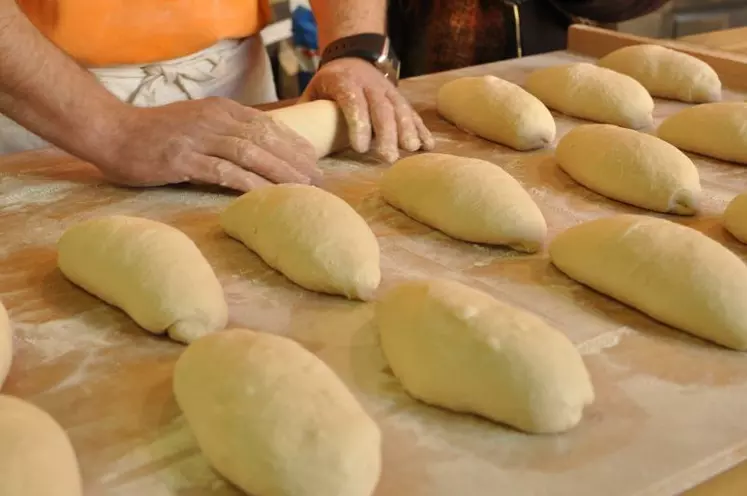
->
xmin=377 ymin=279 xmax=594 ymax=434
xmin=267 ymin=100 xmax=349 ymax=158
xmin=0 ymin=302 xmax=11 ymax=389
xmin=556 ymin=124 xmax=701 ymax=214
xmin=550 ymin=215 xmax=747 ymax=350
xmin=221 ymin=184 xmax=380 ymax=300
xmin=0 ymin=395 xmax=82 ymax=496
xmin=437 ymin=75 xmax=556 ymax=150
xmin=174 ymin=329 xmax=381 ymax=496
xmin=657 ymin=102 xmax=747 ymax=165
xmin=598 ymin=44 xmax=721 ymax=103
xmin=381 ymin=153 xmax=547 ymax=252
xmin=58 ymin=216 xmax=228 ymax=344
xmin=724 ymin=192 xmax=747 ymax=243
xmin=524 ymin=63 xmax=654 ymax=129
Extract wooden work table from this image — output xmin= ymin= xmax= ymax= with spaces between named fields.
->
xmin=679 ymin=27 xmax=747 ymax=56
xmin=2 ymin=25 xmax=747 ymax=495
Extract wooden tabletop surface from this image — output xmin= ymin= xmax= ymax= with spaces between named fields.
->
xmin=680 ymin=27 xmax=747 ymax=56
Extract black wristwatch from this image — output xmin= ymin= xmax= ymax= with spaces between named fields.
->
xmin=319 ymin=33 xmax=401 ymax=86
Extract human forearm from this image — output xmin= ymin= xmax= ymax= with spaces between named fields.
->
xmin=552 ymin=0 xmax=671 ymax=23
xmin=0 ymin=3 xmax=131 ymax=163
xmin=309 ymin=0 xmax=386 ymax=50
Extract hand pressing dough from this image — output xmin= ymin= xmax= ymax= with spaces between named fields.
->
xmin=437 ymin=75 xmax=556 ymax=150
xmin=221 ymin=184 xmax=380 ymax=300
xmin=58 ymin=216 xmax=228 ymax=344
xmin=657 ymin=102 xmax=747 ymax=165
xmin=381 ymin=153 xmax=547 ymax=252
xmin=556 ymin=124 xmax=701 ymax=214
xmin=598 ymin=44 xmax=721 ymax=103
xmin=174 ymin=329 xmax=381 ymax=496
xmin=524 ymin=63 xmax=654 ymax=129
xmin=377 ymin=279 xmax=594 ymax=434
xmin=267 ymin=100 xmax=349 ymax=158
xmin=0 ymin=302 xmax=11 ymax=389
xmin=550 ymin=215 xmax=747 ymax=350
xmin=724 ymin=192 xmax=747 ymax=243
xmin=0 ymin=395 xmax=82 ymax=496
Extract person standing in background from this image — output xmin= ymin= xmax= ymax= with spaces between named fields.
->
xmin=0 ymin=0 xmax=432 ymax=192
xmin=387 ymin=0 xmax=671 ymax=78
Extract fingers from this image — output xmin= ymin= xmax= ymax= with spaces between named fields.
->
xmin=388 ymin=90 xmax=421 ymax=153
xmin=189 ymin=156 xmax=272 ymax=192
xmin=365 ymin=87 xmax=399 ymax=163
xmin=335 ymin=85 xmax=373 ymax=155
xmin=413 ymin=110 xmax=436 ymax=151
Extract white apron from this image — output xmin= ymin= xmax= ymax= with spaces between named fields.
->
xmin=0 ymin=35 xmax=278 ymax=155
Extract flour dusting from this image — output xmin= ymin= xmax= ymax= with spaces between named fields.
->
xmin=0 ymin=175 xmax=80 ymax=211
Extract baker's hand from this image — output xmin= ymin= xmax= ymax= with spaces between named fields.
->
xmin=302 ymin=58 xmax=435 ymax=163
xmin=98 ymin=97 xmax=320 ymax=192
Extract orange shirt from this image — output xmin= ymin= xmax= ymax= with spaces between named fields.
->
xmin=18 ymin=0 xmax=271 ymax=67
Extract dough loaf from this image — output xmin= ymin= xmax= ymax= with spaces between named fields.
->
xmin=598 ymin=44 xmax=721 ymax=103
xmin=437 ymin=75 xmax=556 ymax=150
xmin=550 ymin=215 xmax=747 ymax=350
xmin=524 ymin=63 xmax=654 ymax=129
xmin=724 ymin=192 xmax=747 ymax=243
xmin=377 ymin=279 xmax=594 ymax=434
xmin=657 ymin=102 xmax=747 ymax=165
xmin=58 ymin=216 xmax=228 ymax=344
xmin=174 ymin=329 xmax=381 ymax=496
xmin=0 ymin=394 xmax=82 ymax=496
xmin=0 ymin=302 xmax=11 ymax=389
xmin=556 ymin=124 xmax=701 ymax=214
xmin=267 ymin=100 xmax=349 ymax=158
xmin=381 ymin=153 xmax=547 ymax=252
xmin=221 ymin=184 xmax=380 ymax=300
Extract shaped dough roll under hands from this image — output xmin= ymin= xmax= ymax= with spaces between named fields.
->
xmin=598 ymin=44 xmax=721 ymax=103
xmin=556 ymin=124 xmax=701 ymax=214
xmin=377 ymin=279 xmax=594 ymax=434
xmin=381 ymin=153 xmax=547 ymax=253
xmin=524 ymin=63 xmax=654 ymax=129
xmin=437 ymin=75 xmax=556 ymax=151
xmin=58 ymin=216 xmax=228 ymax=344
xmin=657 ymin=102 xmax=747 ymax=165
xmin=550 ymin=215 xmax=747 ymax=350
xmin=221 ymin=184 xmax=380 ymax=300
xmin=724 ymin=192 xmax=747 ymax=243
xmin=266 ymin=100 xmax=349 ymax=159
xmin=174 ymin=329 xmax=381 ymax=496
xmin=0 ymin=302 xmax=11 ymax=389
xmin=0 ymin=394 xmax=82 ymax=496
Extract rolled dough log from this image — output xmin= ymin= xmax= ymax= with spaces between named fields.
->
xmin=377 ymin=279 xmax=594 ymax=434
xmin=598 ymin=44 xmax=721 ymax=103
xmin=550 ymin=215 xmax=747 ymax=350
xmin=524 ymin=63 xmax=654 ymax=129
xmin=174 ymin=329 xmax=381 ymax=496
xmin=266 ymin=100 xmax=349 ymax=158
xmin=0 ymin=394 xmax=82 ymax=496
xmin=436 ymin=75 xmax=556 ymax=150
xmin=555 ymin=124 xmax=701 ymax=214
xmin=657 ymin=102 xmax=747 ymax=165
xmin=381 ymin=153 xmax=547 ymax=253
xmin=724 ymin=192 xmax=747 ymax=243
xmin=0 ymin=301 xmax=11 ymax=389
xmin=58 ymin=216 xmax=228 ymax=344
xmin=221 ymin=184 xmax=380 ymax=300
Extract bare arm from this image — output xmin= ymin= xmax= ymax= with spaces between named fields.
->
xmin=0 ymin=1 xmax=131 ymax=165
xmin=309 ymin=0 xmax=387 ymax=50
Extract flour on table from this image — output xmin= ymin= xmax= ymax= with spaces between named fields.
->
xmin=0 ymin=175 xmax=80 ymax=211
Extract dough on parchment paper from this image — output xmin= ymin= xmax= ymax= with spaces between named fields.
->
xmin=376 ymin=279 xmax=594 ymax=434
xmin=0 ymin=394 xmax=82 ymax=496
xmin=174 ymin=329 xmax=381 ymax=496
xmin=266 ymin=100 xmax=349 ymax=159
xmin=598 ymin=44 xmax=721 ymax=103
xmin=380 ymin=153 xmax=547 ymax=253
xmin=57 ymin=215 xmax=228 ymax=344
xmin=555 ymin=124 xmax=701 ymax=215
xmin=0 ymin=301 xmax=11 ymax=389
xmin=524 ymin=62 xmax=654 ymax=129
xmin=724 ymin=192 xmax=747 ymax=243
xmin=221 ymin=184 xmax=380 ymax=300
xmin=436 ymin=75 xmax=556 ymax=150
xmin=550 ymin=215 xmax=747 ymax=350
xmin=657 ymin=102 xmax=747 ymax=165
